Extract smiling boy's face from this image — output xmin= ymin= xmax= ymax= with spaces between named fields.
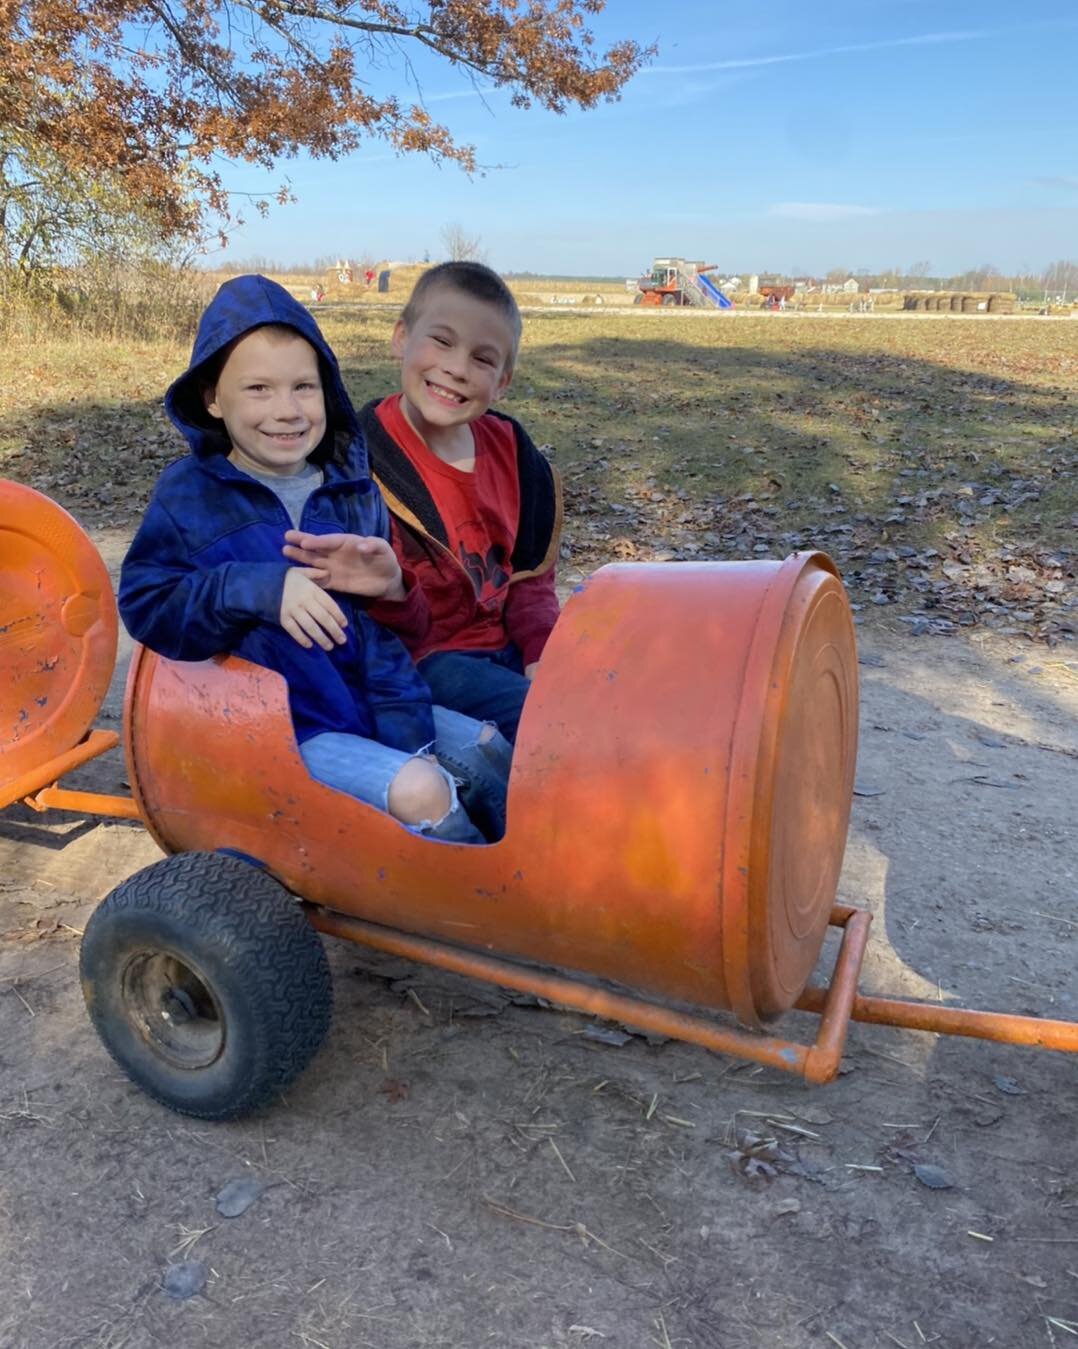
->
xmin=391 ymin=284 xmax=515 ymax=438
xmin=205 ymin=326 xmax=327 ymax=477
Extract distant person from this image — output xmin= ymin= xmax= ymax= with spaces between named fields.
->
xmin=364 ymin=267 xmax=375 ymax=289
xmin=283 ymin=261 xmax=561 ymax=745
xmin=119 ymin=274 xmax=511 ymax=843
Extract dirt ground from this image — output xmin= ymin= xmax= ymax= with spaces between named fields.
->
xmin=1 ymin=519 xmax=1075 ymax=1349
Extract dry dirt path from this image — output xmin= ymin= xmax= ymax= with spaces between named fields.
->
xmin=1 ymin=532 xmax=1075 ymax=1349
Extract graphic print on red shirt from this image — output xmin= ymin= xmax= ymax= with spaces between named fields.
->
xmin=375 ymin=394 xmax=521 ymax=653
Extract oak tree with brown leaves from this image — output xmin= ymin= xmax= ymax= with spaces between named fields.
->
xmin=1 ymin=0 xmax=651 ymax=249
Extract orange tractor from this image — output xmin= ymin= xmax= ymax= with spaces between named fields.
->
xmin=2 ymin=479 xmax=1075 ymax=1120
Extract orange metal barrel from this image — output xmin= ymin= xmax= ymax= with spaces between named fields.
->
xmin=125 ymin=552 xmax=858 ymax=1027
xmin=1 ymin=481 xmax=118 ymax=806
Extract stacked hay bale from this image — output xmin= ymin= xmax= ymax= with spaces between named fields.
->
xmin=935 ymin=294 xmax=952 ymax=312
xmin=318 ymin=260 xmax=431 ymax=304
xmin=386 ymin=263 xmax=428 ymax=302
xmin=950 ymin=295 xmax=964 ymax=312
xmin=961 ymin=294 xmax=981 ymax=313
xmin=987 ymin=292 xmax=1017 ymax=314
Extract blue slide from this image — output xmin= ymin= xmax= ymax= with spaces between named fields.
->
xmin=696 ymin=273 xmax=733 ymax=308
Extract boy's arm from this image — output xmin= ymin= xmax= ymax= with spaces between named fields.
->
xmin=365 ymin=516 xmax=433 ymax=648
xmin=119 ymin=499 xmax=291 ymax=661
xmin=503 ymin=567 xmax=561 ymax=669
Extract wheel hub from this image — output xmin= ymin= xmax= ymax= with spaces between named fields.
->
xmin=121 ymin=950 xmax=225 ymax=1069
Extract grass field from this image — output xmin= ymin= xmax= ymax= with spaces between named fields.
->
xmin=2 ymin=306 xmax=1074 ymax=641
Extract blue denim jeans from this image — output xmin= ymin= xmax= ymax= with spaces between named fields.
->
xmin=300 ymin=706 xmax=511 ymax=844
xmin=419 ymin=644 xmax=529 ymax=744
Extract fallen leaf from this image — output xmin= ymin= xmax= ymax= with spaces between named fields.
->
xmin=913 ymin=1163 xmax=955 ymax=1190
xmin=583 ymin=1025 xmax=632 ymax=1047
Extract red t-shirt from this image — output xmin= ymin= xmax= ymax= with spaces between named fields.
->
xmin=375 ymin=395 xmax=522 ymax=654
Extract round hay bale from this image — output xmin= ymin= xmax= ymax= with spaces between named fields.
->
xmin=987 ymin=293 xmax=1016 ymax=314
xmin=961 ymin=295 xmax=980 ymax=313
xmin=913 ymin=297 xmax=928 ymax=311
xmin=935 ymin=294 xmax=951 ymax=313
xmin=950 ymin=295 xmax=964 ymax=312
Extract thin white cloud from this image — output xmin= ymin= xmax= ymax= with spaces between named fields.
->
xmin=1029 ymin=175 xmax=1078 ymax=191
xmin=422 ymin=85 xmax=505 ymax=105
xmin=770 ymin=202 xmax=883 ymax=221
xmin=640 ymin=25 xmax=1066 ymax=76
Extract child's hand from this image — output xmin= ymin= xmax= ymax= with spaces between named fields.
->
xmin=524 ymin=662 xmax=539 ymax=680
xmin=280 ymin=567 xmax=349 ymax=650
xmin=282 ymin=531 xmax=406 ymax=601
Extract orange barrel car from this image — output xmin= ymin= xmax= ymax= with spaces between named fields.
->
xmin=3 ymin=479 xmax=1076 ymax=1119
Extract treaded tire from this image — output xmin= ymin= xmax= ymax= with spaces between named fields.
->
xmin=79 ymin=852 xmax=332 ymax=1120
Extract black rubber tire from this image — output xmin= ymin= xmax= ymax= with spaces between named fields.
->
xmin=661 ymin=293 xmax=677 ymax=307
xmin=79 ymin=852 xmax=332 ymax=1120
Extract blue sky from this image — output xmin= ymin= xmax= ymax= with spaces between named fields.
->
xmin=217 ymin=0 xmax=1078 ymax=277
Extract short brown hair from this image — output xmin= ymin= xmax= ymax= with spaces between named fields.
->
xmin=400 ymin=261 xmax=522 ymax=365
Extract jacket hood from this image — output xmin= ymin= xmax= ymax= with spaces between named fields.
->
xmin=165 ymin=274 xmax=365 ymax=470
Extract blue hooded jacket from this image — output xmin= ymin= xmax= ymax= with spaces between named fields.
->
xmin=118 ymin=274 xmax=436 ymax=751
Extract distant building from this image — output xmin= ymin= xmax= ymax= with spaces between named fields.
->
xmin=843 ymin=277 xmax=859 ymax=293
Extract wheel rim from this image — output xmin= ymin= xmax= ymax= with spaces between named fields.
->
xmin=120 ymin=950 xmax=226 ymax=1069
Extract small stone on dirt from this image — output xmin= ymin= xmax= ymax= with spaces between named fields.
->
xmin=793 ymin=1107 xmax=833 ymax=1126
xmin=853 ymin=783 xmax=886 ymax=797
xmin=162 ymin=1261 xmax=207 ymax=1299
xmin=216 ymin=1177 xmax=264 ymax=1218
xmin=992 ymin=1075 xmax=1025 ymax=1096
xmin=773 ymin=1198 xmax=801 ymax=1217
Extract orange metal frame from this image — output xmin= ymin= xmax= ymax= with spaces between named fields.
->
xmin=2 ymin=729 xmax=140 ymax=819
xmin=309 ymin=902 xmax=1078 ymax=1082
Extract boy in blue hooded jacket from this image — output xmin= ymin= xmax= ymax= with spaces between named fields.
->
xmin=119 ymin=274 xmax=510 ymax=843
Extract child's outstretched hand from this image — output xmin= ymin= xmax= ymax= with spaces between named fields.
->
xmin=280 ymin=567 xmax=349 ymax=650
xmin=282 ymin=531 xmax=406 ymax=601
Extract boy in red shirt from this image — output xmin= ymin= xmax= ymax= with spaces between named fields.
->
xmin=285 ymin=262 xmax=561 ymax=743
